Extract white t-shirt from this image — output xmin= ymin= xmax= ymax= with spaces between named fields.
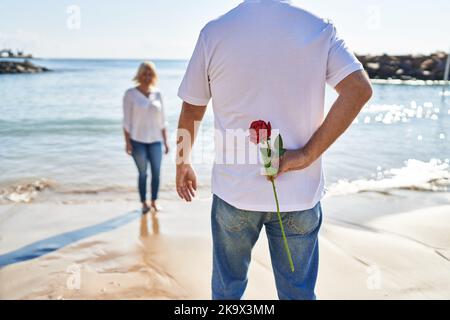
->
xmin=123 ymin=87 xmax=168 ymax=144
xmin=178 ymin=0 xmax=363 ymax=212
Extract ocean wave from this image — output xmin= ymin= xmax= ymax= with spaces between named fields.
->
xmin=0 ymin=178 xmax=179 ymax=203
xmin=0 ymin=181 xmax=139 ymax=204
xmin=326 ymin=159 xmax=450 ymax=196
xmin=0 ymin=179 xmax=54 ymax=203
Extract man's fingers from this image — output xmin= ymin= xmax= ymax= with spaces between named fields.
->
xmin=187 ymin=181 xmax=196 ymax=197
xmin=176 ymin=168 xmax=198 ymax=202
xmin=177 ymin=179 xmax=191 ymax=201
xmin=181 ymin=186 xmax=192 ymax=201
xmin=177 ymin=182 xmax=193 ymax=202
xmin=176 ymin=186 xmax=185 ymax=200
xmin=176 ymin=174 xmax=186 ymax=200
xmin=269 ymin=162 xmax=285 ymax=180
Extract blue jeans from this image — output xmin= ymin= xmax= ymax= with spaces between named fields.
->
xmin=130 ymin=139 xmax=162 ymax=202
xmin=211 ymin=194 xmax=322 ymax=300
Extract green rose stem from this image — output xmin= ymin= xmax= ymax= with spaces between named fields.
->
xmin=269 ymin=176 xmax=295 ymax=273
xmin=266 ymin=140 xmax=295 ymax=273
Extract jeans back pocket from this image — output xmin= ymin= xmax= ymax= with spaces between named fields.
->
xmin=213 ymin=195 xmax=250 ymax=232
xmin=285 ymin=202 xmax=322 ymax=236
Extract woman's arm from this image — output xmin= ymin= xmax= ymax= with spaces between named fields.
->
xmin=162 ymin=128 xmax=169 ymax=154
xmin=123 ymin=129 xmax=132 ymax=155
xmin=123 ymin=91 xmax=133 ymax=155
xmin=159 ymin=92 xmax=170 ymax=154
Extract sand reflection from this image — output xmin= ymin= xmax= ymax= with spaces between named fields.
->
xmin=140 ymin=212 xmax=160 ymax=238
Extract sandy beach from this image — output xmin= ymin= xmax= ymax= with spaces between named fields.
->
xmin=1 ymin=187 xmax=449 ymax=300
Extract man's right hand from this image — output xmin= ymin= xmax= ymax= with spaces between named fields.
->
xmin=176 ymin=164 xmax=197 ymax=202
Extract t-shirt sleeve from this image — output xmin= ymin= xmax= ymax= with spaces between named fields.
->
xmin=326 ymin=24 xmax=364 ymax=88
xmin=122 ymin=91 xmax=133 ymax=133
xmin=177 ymin=30 xmax=211 ymax=106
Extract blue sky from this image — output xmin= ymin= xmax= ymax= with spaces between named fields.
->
xmin=0 ymin=0 xmax=449 ymax=59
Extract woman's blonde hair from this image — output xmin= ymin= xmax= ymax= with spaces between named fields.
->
xmin=133 ymin=61 xmax=158 ymax=87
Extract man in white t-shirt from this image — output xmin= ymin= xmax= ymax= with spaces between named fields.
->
xmin=176 ymin=0 xmax=372 ymax=300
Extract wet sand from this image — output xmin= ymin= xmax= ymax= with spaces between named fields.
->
xmin=0 ymin=190 xmax=449 ymax=300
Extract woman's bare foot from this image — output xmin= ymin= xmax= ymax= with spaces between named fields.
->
xmin=142 ymin=202 xmax=150 ymax=214
xmin=150 ymin=200 xmax=162 ymax=212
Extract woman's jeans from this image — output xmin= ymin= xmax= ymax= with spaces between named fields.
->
xmin=130 ymin=139 xmax=162 ymax=202
xmin=211 ymin=194 xmax=322 ymax=300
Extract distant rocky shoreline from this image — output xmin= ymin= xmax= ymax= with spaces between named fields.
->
xmin=0 ymin=60 xmax=51 ymax=74
xmin=357 ymin=52 xmax=448 ymax=81
xmin=0 ymin=49 xmax=51 ymax=74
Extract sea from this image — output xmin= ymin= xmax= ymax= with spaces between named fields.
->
xmin=0 ymin=59 xmax=449 ymax=203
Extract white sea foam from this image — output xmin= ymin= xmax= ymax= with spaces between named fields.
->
xmin=326 ymin=159 xmax=450 ymax=196
xmin=0 ymin=179 xmax=54 ymax=203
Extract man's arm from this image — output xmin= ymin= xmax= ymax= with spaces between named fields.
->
xmin=176 ymin=102 xmax=207 ymax=201
xmin=277 ymin=70 xmax=373 ymax=176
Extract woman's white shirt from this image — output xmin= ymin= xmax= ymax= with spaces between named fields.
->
xmin=123 ymin=87 xmax=168 ymax=143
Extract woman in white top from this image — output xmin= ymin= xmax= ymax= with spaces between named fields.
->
xmin=123 ymin=61 xmax=169 ymax=214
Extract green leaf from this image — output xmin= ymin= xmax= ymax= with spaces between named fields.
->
xmin=260 ymin=148 xmax=272 ymax=166
xmin=274 ymin=134 xmax=283 ymax=154
xmin=273 ymin=134 xmax=287 ymax=158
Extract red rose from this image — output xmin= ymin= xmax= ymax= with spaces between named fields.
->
xmin=248 ymin=119 xmax=294 ymax=272
xmin=249 ymin=120 xmax=272 ymax=144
